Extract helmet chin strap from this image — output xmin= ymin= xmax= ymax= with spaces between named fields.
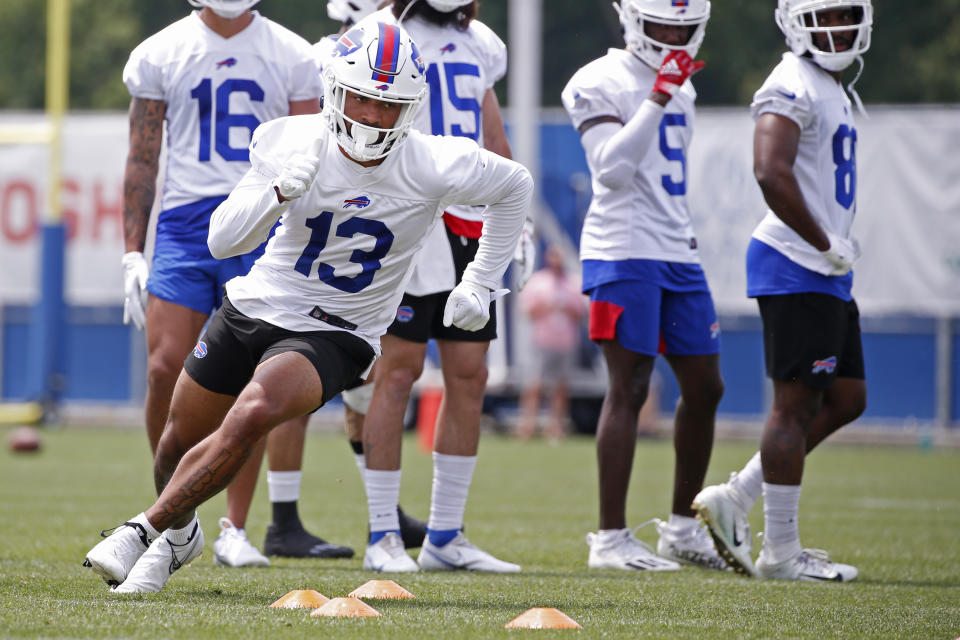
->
xmin=846 ymin=55 xmax=868 ymax=118
xmin=397 ymin=0 xmax=419 ymax=22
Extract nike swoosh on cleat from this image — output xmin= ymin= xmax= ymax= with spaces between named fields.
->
xmin=776 ymin=89 xmax=797 ymax=100
xmin=802 ymin=572 xmax=843 ymax=582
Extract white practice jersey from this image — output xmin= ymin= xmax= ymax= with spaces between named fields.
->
xmin=210 ymin=114 xmax=530 ymax=352
xmin=562 ymin=48 xmax=700 ymax=264
xmin=750 ymin=52 xmax=860 ymax=275
xmin=123 ymin=11 xmax=322 ymax=211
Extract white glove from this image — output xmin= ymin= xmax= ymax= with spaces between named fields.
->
xmin=273 ymin=152 xmax=322 ymax=201
xmin=821 ymin=231 xmax=861 ymax=276
xmin=122 ymin=251 xmax=149 ymax=330
xmin=512 ymin=220 xmax=536 ymax=291
xmin=443 ymin=281 xmax=510 ymax=332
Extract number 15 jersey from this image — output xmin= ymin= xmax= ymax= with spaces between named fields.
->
xmin=123 ymin=10 xmax=321 ymax=212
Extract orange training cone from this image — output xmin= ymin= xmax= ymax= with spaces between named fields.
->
xmin=310 ymin=597 xmax=381 ymax=618
xmin=505 ymin=607 xmax=582 ymax=629
xmin=348 ymin=579 xmax=415 ymax=600
xmin=269 ymin=589 xmax=330 ymax=609
xmin=416 ymin=386 xmax=443 ymax=453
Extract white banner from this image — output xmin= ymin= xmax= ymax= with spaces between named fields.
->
xmin=2 ymin=108 xmax=958 ymax=314
xmin=688 ymin=106 xmax=960 ymax=317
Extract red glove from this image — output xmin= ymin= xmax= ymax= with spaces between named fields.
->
xmin=652 ymin=50 xmax=706 ymax=97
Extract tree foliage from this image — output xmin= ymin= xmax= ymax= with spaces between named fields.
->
xmin=0 ymin=0 xmax=956 ymax=110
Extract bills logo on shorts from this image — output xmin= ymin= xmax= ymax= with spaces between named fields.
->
xmin=811 ymin=356 xmax=837 ymax=374
xmin=709 ymin=322 xmax=720 ymax=340
xmin=396 ymin=306 xmax=414 ymax=323
xmin=343 ymin=196 xmax=371 ymax=209
xmin=193 ymin=341 xmax=208 ymax=359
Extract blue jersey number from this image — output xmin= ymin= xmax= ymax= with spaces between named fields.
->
xmin=424 ymin=62 xmax=481 ymax=140
xmin=190 ymin=78 xmax=264 ymax=162
xmin=832 ymin=124 xmax=857 ymax=209
xmin=294 ymin=212 xmax=394 ymax=293
xmin=659 ymin=114 xmax=687 ymax=195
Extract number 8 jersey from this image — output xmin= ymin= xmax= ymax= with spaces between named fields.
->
xmin=749 ymin=52 xmax=859 ymax=276
xmin=123 ymin=10 xmax=321 ymax=212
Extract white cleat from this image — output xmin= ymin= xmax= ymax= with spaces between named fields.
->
xmin=756 ymin=548 xmax=858 ymax=582
xmin=112 ymin=520 xmax=205 ymax=594
xmin=418 ymin=532 xmax=521 ymax=573
xmin=213 ymin=517 xmax=270 ymax=568
xmin=655 ymin=519 xmax=729 ymax=571
xmin=83 ymin=521 xmax=154 ymax=586
xmin=586 ymin=527 xmax=681 ymax=572
xmin=362 ymin=532 xmax=420 ymax=572
xmin=692 ymin=478 xmax=757 ymax=576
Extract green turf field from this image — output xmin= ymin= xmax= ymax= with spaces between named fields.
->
xmin=1 ymin=426 xmax=958 ymax=638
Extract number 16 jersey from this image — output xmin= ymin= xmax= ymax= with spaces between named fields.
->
xmin=123 ymin=10 xmax=321 ymax=212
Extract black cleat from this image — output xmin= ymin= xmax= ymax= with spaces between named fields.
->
xmin=263 ymin=524 xmax=354 ymax=559
xmin=397 ymin=506 xmax=427 ymax=549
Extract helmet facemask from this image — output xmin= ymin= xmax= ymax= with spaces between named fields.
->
xmin=776 ymin=0 xmax=873 ymax=72
xmin=324 ymin=21 xmax=426 ymax=162
xmin=613 ymin=0 xmax=711 ymax=69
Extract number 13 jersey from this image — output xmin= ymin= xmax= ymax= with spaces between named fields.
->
xmin=123 ymin=10 xmax=321 ymax=212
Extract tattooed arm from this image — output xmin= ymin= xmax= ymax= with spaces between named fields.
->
xmin=123 ymin=97 xmax=165 ymax=253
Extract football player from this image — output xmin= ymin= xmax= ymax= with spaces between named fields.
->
xmin=561 ymin=0 xmax=727 ymax=572
xmin=313 ymin=0 xmax=430 ymax=552
xmin=693 ymin=0 xmax=872 ymax=582
xmin=356 ymin=0 xmax=531 ymax=573
xmin=116 ymin=0 xmax=351 ymax=569
xmin=84 ymin=19 xmax=532 ymax=594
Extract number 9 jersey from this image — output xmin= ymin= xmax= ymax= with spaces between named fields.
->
xmin=749 ymin=52 xmax=859 ymax=276
xmin=123 ymin=10 xmax=322 ymax=212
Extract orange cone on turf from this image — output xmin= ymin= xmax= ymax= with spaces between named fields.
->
xmin=505 ymin=607 xmax=582 ymax=629
xmin=310 ymin=597 xmax=381 ymax=618
xmin=269 ymin=589 xmax=330 ymax=609
xmin=348 ymin=579 xmax=415 ymax=600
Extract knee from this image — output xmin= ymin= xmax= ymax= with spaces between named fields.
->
xmin=227 ymin=396 xmax=282 ymax=444
xmin=147 ymin=349 xmax=184 ymax=388
xmin=840 ymin=388 xmax=867 ymax=424
xmin=381 ymin=363 xmax=421 ymax=399
xmin=444 ymin=361 xmax=488 ymax=398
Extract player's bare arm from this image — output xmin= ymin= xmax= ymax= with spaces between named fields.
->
xmin=123 ymin=98 xmax=165 ymax=253
xmin=480 ymin=89 xmax=512 ymax=159
xmin=289 ymin=98 xmax=321 ymax=115
xmin=753 ymin=112 xmax=830 ymax=252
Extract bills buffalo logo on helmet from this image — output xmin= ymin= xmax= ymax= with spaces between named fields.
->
xmin=333 ymin=28 xmax=363 ymax=57
xmin=343 ymin=196 xmax=371 ymax=209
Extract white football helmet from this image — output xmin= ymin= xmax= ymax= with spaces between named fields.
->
xmin=776 ymin=0 xmax=872 ymax=72
xmin=613 ymin=0 xmax=711 ymax=69
xmin=187 ymin=0 xmax=260 ymax=19
xmin=327 ymin=0 xmax=382 ymax=25
xmin=425 ymin=0 xmax=474 ymax=11
xmin=324 ymin=20 xmax=426 ymax=161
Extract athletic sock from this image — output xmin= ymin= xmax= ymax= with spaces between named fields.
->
xmin=165 ymin=512 xmax=199 ymax=545
xmin=426 ymin=452 xmax=477 ymax=545
xmin=349 ymin=440 xmax=365 ymax=478
xmin=132 ymin=512 xmax=161 ymax=542
xmin=667 ymin=513 xmax=699 ymax=534
xmin=729 ymin=451 xmax=764 ymax=509
xmin=761 ymin=482 xmax=802 ymax=563
xmin=365 ymin=468 xmax=401 ymax=538
xmin=596 ymin=528 xmax=628 ymax=547
xmin=267 ymin=470 xmax=303 ymax=530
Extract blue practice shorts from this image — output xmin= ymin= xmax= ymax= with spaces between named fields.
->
xmin=147 ymin=196 xmax=266 ymax=314
xmin=586 ymin=280 xmax=720 ymax=357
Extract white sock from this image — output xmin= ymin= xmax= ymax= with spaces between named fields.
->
xmin=596 ymin=528 xmax=627 ymax=546
xmin=165 ymin=512 xmax=199 ymax=545
xmin=427 ymin=452 xmax=477 ymax=532
xmin=667 ymin=514 xmax=699 ymax=533
xmin=762 ymin=482 xmax=802 ymax=563
xmin=353 ymin=453 xmax=366 ymax=478
xmin=365 ymin=468 xmax=401 ymax=533
xmin=267 ymin=470 xmax=301 ymax=503
xmin=729 ymin=452 xmax=764 ymax=509
xmin=131 ymin=512 xmax=161 ymax=542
